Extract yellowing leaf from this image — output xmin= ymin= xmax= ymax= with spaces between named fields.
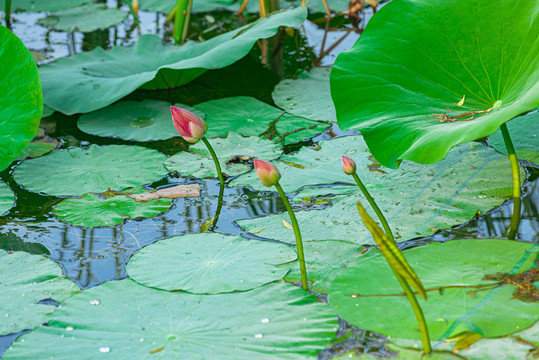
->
xmin=455 ymin=95 xmax=465 ymax=107
xmin=281 ymin=217 xmax=294 ymax=230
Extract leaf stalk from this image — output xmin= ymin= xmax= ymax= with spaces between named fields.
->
xmin=500 ymin=123 xmax=521 ymax=239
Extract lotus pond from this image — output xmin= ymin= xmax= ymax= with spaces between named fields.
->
xmin=1 ymin=0 xmax=538 ymax=359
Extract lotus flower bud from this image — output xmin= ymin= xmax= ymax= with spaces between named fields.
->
xmin=170 ymin=106 xmax=208 ymax=143
xmin=254 ymin=159 xmax=281 ymax=187
xmin=342 ymin=155 xmax=356 ymax=175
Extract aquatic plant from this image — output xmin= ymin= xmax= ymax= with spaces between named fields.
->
xmin=254 ymin=159 xmax=308 ymax=291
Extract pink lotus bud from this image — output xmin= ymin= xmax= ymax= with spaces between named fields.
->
xmin=170 ymin=106 xmax=208 ymax=143
xmin=254 ymin=159 xmax=281 ymax=187
xmin=342 ymin=155 xmax=356 ymax=175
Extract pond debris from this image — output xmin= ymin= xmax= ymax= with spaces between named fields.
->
xmin=432 ymin=107 xmax=494 ymax=123
xmin=482 ymin=267 xmax=539 ymax=302
xmin=102 ymin=184 xmax=200 ymax=202
xmin=455 ymin=95 xmax=466 ymax=107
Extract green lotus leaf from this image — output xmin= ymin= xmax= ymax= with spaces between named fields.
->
xmin=516 ymin=320 xmax=539 ymax=346
xmin=13 ymin=145 xmax=168 ymax=197
xmin=280 ymin=240 xmax=377 ymax=294
xmin=0 ymin=26 xmax=42 ymax=172
xmin=165 ymin=132 xmax=282 ymax=178
xmin=127 ymin=233 xmax=297 ymax=293
xmin=37 ymin=4 xmax=127 ymax=33
xmin=273 ymin=67 xmax=336 ymax=122
xmin=53 ymin=192 xmax=172 ymax=228
xmin=275 ymin=114 xmax=329 ymax=145
xmin=77 ymin=100 xmax=204 ymax=141
xmin=0 ymin=181 xmax=15 ymax=215
xmin=3 ymin=279 xmax=338 ymax=359
xmin=0 ymin=250 xmax=79 ymax=336
xmin=489 ymin=111 xmax=539 ymax=165
xmin=330 ymin=0 xmax=539 ymax=168
xmin=382 ymin=344 xmax=470 ymax=360
xmin=235 ymin=136 xmax=520 ymax=244
xmin=42 ymin=104 xmax=55 ymax=118
xmin=40 ymin=7 xmax=307 ymax=115
xmin=14 ymin=138 xmax=58 ymax=161
xmin=194 ymin=96 xmax=285 ymax=138
xmin=0 ymin=0 xmax=90 ymax=12
xmin=0 ymin=232 xmax=50 ymax=255
xmin=328 ymin=239 xmax=539 ymax=340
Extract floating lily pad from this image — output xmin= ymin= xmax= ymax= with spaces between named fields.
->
xmin=37 ymin=4 xmax=127 ymax=33
xmin=77 ymin=100 xmax=204 ymax=141
xmin=0 ymin=26 xmax=42 ymax=172
xmin=13 ymin=145 xmax=168 ymax=197
xmin=381 ymin=343 xmax=466 ymax=360
xmin=14 ymin=137 xmax=58 ymax=161
xmin=0 ymin=232 xmax=50 ymax=255
xmin=329 ymin=239 xmax=539 ymax=340
xmin=194 ymin=96 xmax=285 ymax=138
xmin=40 ymin=7 xmax=307 ymax=115
xmin=235 ymin=136 xmax=519 ymax=244
xmin=0 ymin=0 xmax=91 ymax=12
xmin=273 ymin=67 xmax=336 ymax=122
xmin=331 ymin=0 xmax=539 ymax=168
xmin=42 ymin=104 xmax=55 ymax=118
xmin=280 ymin=240 xmax=377 ymax=294
xmin=275 ymin=114 xmax=329 ymax=144
xmin=489 ymin=111 xmax=539 ymax=165
xmin=0 ymin=250 xmax=79 ymax=336
xmin=165 ymin=132 xmax=282 ymax=178
xmin=53 ymin=192 xmax=172 ymax=228
xmin=0 ymin=181 xmax=15 ymax=215
xmin=4 ymin=279 xmax=338 ymax=359
xmin=127 ymin=233 xmax=296 ymax=293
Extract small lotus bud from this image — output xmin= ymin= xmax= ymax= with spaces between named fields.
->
xmin=170 ymin=106 xmax=208 ymax=143
xmin=254 ymin=159 xmax=281 ymax=187
xmin=342 ymin=155 xmax=356 ymax=175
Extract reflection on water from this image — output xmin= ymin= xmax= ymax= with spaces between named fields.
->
xmin=0 ymin=177 xmax=285 ymax=289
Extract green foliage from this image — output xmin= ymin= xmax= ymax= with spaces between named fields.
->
xmin=0 ymin=26 xmax=42 ymax=172
xmin=53 ymin=192 xmax=172 ymax=227
xmin=13 ymin=145 xmax=168 ymax=197
xmin=0 ymin=0 xmax=90 ymax=12
xmin=489 ymin=111 xmax=539 ymax=164
xmin=37 ymin=4 xmax=127 ymax=32
xmin=0 ymin=250 xmax=79 ymax=336
xmin=127 ymin=233 xmax=297 ymax=293
xmin=331 ymin=0 xmax=539 ymax=168
xmin=4 ymin=279 xmax=338 ymax=359
xmin=165 ymin=132 xmax=282 ymax=178
xmin=0 ymin=182 xmax=14 ymax=215
xmin=329 ymin=240 xmax=539 ymax=340
xmin=40 ymin=7 xmax=307 ymax=115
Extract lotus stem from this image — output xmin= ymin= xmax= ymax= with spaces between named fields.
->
xmin=500 ymin=123 xmax=521 ymax=239
xmin=274 ymin=182 xmax=308 ymax=291
xmin=394 ymin=271 xmax=432 ymax=354
xmin=351 ymin=172 xmax=395 ymax=243
xmin=173 ymin=0 xmax=191 ymax=44
xmin=201 ymin=137 xmax=225 ymax=228
xmin=5 ymin=0 xmax=11 ymax=28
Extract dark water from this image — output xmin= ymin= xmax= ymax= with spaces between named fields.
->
xmin=1 ymin=1 xmax=538 ymax=358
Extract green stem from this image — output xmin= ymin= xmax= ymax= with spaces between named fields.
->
xmin=351 ymin=172 xmax=395 ymax=243
xmin=173 ymin=0 xmax=190 ymax=44
xmin=274 ymin=182 xmax=308 ymax=291
xmin=394 ymin=271 xmax=432 ymax=354
xmin=5 ymin=0 xmax=11 ymax=28
xmin=500 ymin=123 xmax=521 ymax=239
xmin=201 ymin=137 xmax=225 ymax=228
xmin=210 ymin=179 xmax=225 ymax=231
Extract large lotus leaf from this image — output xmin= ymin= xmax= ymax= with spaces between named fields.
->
xmin=280 ymin=240 xmax=377 ymax=294
xmin=489 ymin=111 xmax=539 ymax=165
xmin=165 ymin=132 xmax=282 ymax=178
xmin=194 ymin=96 xmax=285 ymax=138
xmin=13 ymin=145 xmax=168 ymax=197
xmin=77 ymin=100 xmax=203 ymax=141
xmin=273 ymin=67 xmax=336 ymax=122
xmin=0 ymin=26 xmax=42 ymax=172
xmin=53 ymin=193 xmax=172 ymax=228
xmin=0 ymin=250 xmax=79 ymax=336
xmin=235 ymin=136 xmax=520 ymax=244
xmin=0 ymin=181 xmax=15 ymax=216
xmin=14 ymin=140 xmax=57 ymax=161
xmin=37 ymin=4 xmax=127 ymax=33
xmin=127 ymin=233 xmax=297 ymax=293
xmin=329 ymin=239 xmax=539 ymax=340
xmin=330 ymin=0 xmax=539 ymax=168
xmin=40 ymin=6 xmax=307 ymax=115
xmin=3 ymin=279 xmax=338 ymax=359
xmin=0 ymin=0 xmax=90 ymax=12
xmin=275 ymin=114 xmax=330 ymax=145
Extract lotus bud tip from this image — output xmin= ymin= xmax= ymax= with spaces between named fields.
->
xmin=254 ymin=159 xmax=281 ymax=187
